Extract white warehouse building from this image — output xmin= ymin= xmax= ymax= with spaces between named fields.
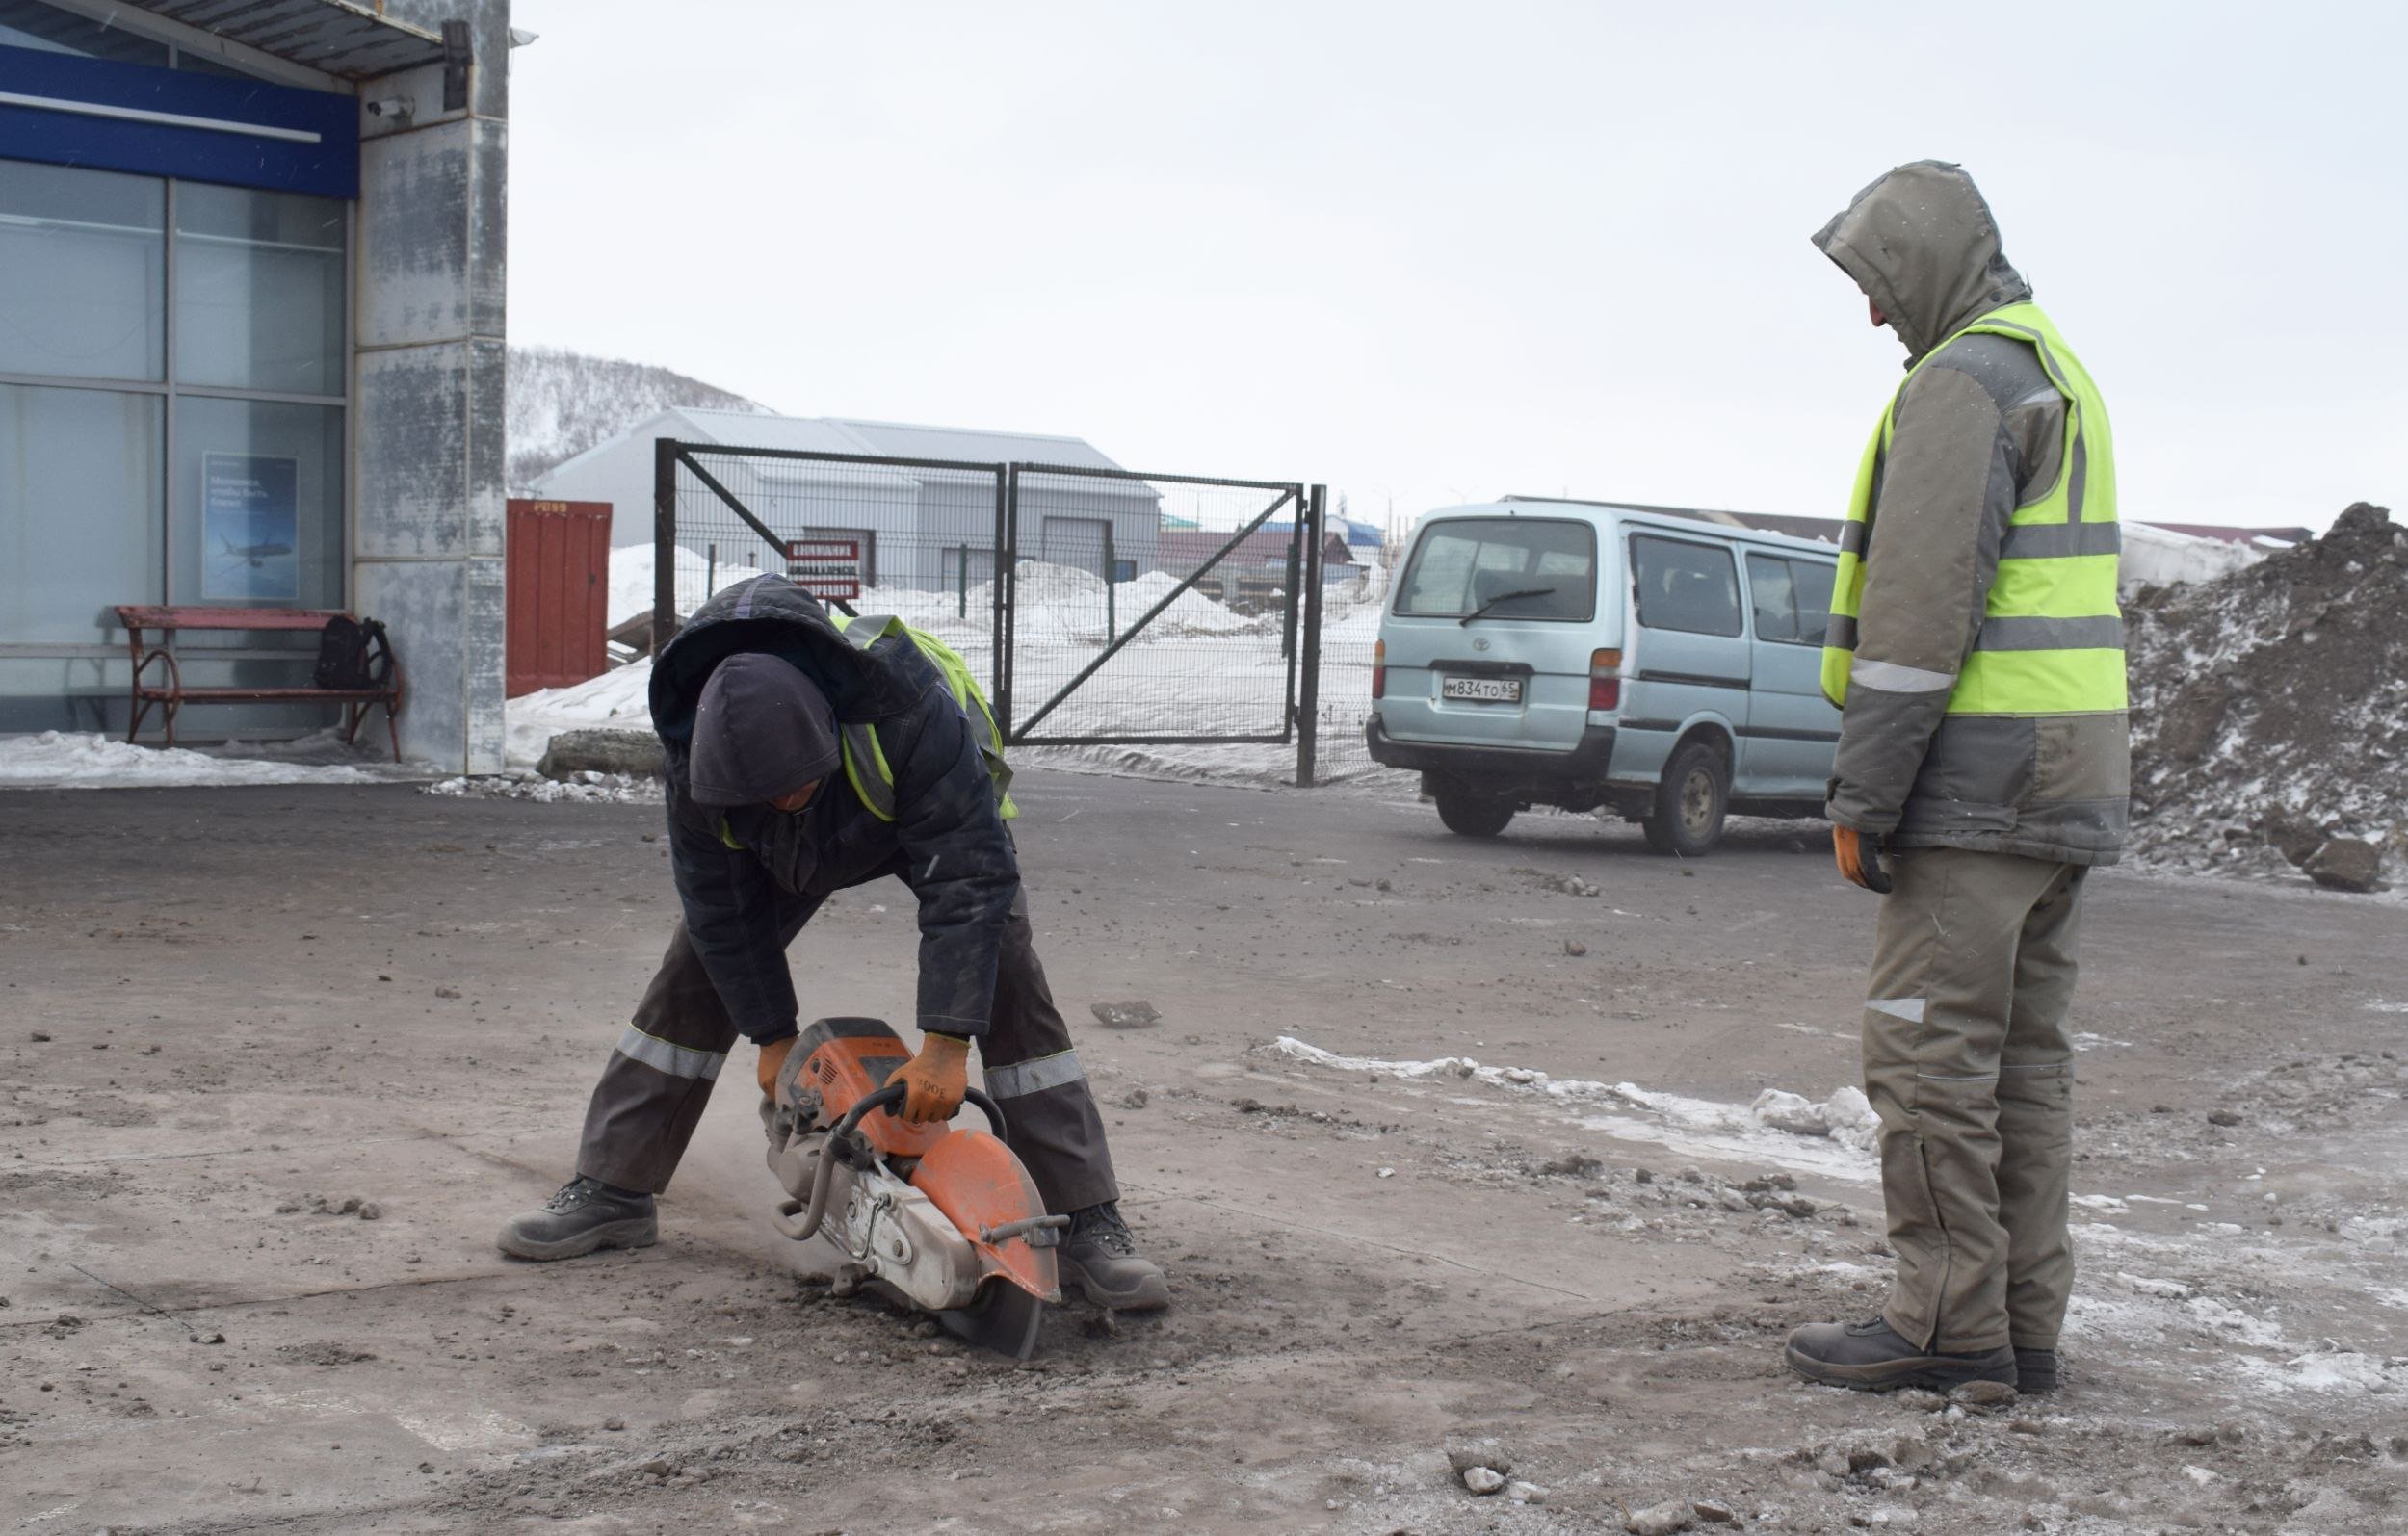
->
xmin=530 ymin=408 xmax=1162 ymax=594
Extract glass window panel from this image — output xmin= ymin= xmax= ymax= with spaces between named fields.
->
xmin=0 ymin=161 xmax=166 ymax=381
xmin=1790 ymin=558 xmax=1837 ymax=647
xmin=0 ymin=384 xmax=163 ymax=643
xmin=1631 ymin=534 xmax=1742 ymax=637
xmin=174 ymin=182 xmax=345 ymax=396
xmin=1397 ymin=517 xmax=1597 ymax=621
xmin=170 ymin=397 xmax=343 ymax=611
xmin=1746 ymin=552 xmax=1800 ymax=642
xmin=0 ymin=1 xmax=170 ymax=65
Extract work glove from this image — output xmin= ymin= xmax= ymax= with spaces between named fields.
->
xmin=1832 ymin=826 xmax=1894 ymax=895
xmin=892 ymin=1033 xmax=971 ymax=1126
xmin=756 ymin=1035 xmax=796 ymax=1101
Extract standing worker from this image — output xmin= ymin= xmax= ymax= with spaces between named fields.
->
xmin=1785 ymin=162 xmax=2126 ymax=1394
xmin=497 ymin=574 xmax=1170 ymax=1312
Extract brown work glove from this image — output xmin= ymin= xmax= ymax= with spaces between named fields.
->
xmin=756 ymin=1035 xmax=796 ymax=1100
xmin=892 ymin=1033 xmax=971 ymax=1126
xmin=1832 ymin=826 xmax=1894 ymax=895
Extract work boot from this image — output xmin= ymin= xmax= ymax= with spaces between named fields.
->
xmin=2015 ymin=1346 xmax=2060 ymax=1394
xmin=496 ymin=1176 xmax=658 ymax=1262
xmin=1784 ymin=1318 xmax=2016 ymax=1393
xmin=1058 ymin=1201 xmax=1171 ymax=1312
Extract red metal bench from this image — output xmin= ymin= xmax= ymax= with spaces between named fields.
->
xmin=114 ymin=607 xmax=406 ymax=763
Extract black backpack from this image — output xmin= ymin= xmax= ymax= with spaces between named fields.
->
xmin=313 ymin=615 xmax=393 ymax=690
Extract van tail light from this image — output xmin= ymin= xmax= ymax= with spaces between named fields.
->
xmin=1372 ymin=639 xmax=1386 ymax=701
xmin=1588 ymin=647 xmax=1621 ymax=712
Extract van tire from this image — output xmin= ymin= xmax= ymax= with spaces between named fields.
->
xmin=1643 ymin=742 xmax=1728 ymax=857
xmin=1435 ymin=787 xmax=1515 ymax=839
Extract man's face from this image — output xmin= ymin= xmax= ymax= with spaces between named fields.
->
xmin=769 ymin=779 xmax=823 ymax=814
xmin=1869 ymin=297 xmax=1887 ymax=329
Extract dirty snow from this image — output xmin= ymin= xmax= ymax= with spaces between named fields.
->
xmin=1269 ymin=1035 xmax=1882 ymax=1181
xmin=0 ymin=730 xmax=418 ymax=791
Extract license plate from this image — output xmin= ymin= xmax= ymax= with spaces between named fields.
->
xmin=1442 ymin=675 xmax=1523 ymax=704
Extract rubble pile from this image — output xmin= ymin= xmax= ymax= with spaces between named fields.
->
xmin=2125 ymin=502 xmax=2405 ymax=886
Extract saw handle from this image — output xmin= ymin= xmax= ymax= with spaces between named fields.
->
xmin=770 ymin=1082 xmax=1012 ymax=1244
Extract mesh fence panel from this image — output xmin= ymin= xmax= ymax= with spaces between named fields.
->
xmin=1004 ymin=468 xmax=1301 ymax=748
xmin=655 ymin=442 xmax=1397 ymax=785
xmin=664 ymin=448 xmax=1008 ymax=693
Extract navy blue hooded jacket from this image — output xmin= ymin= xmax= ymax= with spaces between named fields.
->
xmin=648 ymin=575 xmax=1020 ymax=1046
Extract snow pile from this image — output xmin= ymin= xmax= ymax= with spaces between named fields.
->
xmin=1748 ymin=1085 xmax=1881 ymax=1154
xmin=1269 ymin=1035 xmax=1879 ymax=1180
xmin=428 ymin=772 xmax=660 ymax=804
xmin=0 ymin=730 xmax=403 ymax=790
xmin=607 ymin=543 xmax=764 ymax=628
xmin=2125 ymin=502 xmax=2407 ymax=878
xmin=964 ymin=560 xmax=1269 ymax=645
xmin=2122 ymin=523 xmax=2264 ymax=593
xmin=506 ymin=664 xmax=653 ymax=770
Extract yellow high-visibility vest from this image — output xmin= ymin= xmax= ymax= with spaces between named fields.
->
xmin=1820 ymin=301 xmax=2125 ymax=716
xmin=830 ymin=613 xmax=1018 ymax=823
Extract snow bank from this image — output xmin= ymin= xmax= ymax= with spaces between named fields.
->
xmin=608 ymin=543 xmax=764 ymax=628
xmin=0 ymin=730 xmax=402 ymax=791
xmin=2122 ymin=523 xmax=2262 ymax=594
xmin=506 ymin=664 xmax=654 ymax=770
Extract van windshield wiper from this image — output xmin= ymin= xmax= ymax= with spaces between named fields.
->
xmin=1459 ymin=586 xmax=1556 ymax=626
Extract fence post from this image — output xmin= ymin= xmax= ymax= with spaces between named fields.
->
xmin=1104 ymin=523 xmax=1117 ymax=645
xmin=652 ymin=438 xmax=678 ymax=657
xmin=1296 ymin=484 xmax=1327 ymax=788
xmin=957 ymin=544 xmax=968 ymax=620
xmin=994 ymin=465 xmax=1016 ymax=741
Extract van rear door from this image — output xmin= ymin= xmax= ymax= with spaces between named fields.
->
xmin=1381 ymin=515 xmax=1606 ymax=752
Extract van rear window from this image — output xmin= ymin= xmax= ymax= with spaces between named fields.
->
xmin=1397 ymin=518 xmax=1598 ymax=621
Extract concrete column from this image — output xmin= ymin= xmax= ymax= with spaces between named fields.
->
xmin=353 ymin=1 xmax=511 ymax=772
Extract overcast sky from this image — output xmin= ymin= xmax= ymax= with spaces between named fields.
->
xmin=506 ymin=1 xmax=2402 ymax=535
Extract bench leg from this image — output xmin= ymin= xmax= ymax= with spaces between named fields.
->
xmin=340 ymin=701 xmax=364 ymax=749
xmin=163 ymin=697 xmax=177 ymax=750
xmin=127 ymin=693 xmax=150 ymax=745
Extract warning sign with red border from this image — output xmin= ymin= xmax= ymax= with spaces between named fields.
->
xmin=784 ymin=537 xmax=861 ymax=602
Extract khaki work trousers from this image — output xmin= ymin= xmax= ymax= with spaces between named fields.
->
xmin=574 ymin=899 xmax=1119 ymax=1216
xmin=1862 ymin=846 xmax=2087 ymax=1354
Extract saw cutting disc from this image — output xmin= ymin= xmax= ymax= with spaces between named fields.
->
xmin=936 ymin=1279 xmax=1046 ymax=1362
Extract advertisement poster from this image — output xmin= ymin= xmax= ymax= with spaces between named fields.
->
xmin=200 ymin=452 xmax=301 ymax=602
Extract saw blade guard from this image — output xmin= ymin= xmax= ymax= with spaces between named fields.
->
xmin=910 ymin=1129 xmax=1063 ymax=1305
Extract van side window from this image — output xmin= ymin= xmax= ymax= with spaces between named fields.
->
xmin=1789 ymin=559 xmax=1836 ymax=646
xmin=1745 ymin=553 xmax=1799 ymax=641
xmin=1631 ymin=535 xmax=1741 ymax=638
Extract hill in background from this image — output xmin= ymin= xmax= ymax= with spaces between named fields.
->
xmin=507 ymin=345 xmax=771 ymax=492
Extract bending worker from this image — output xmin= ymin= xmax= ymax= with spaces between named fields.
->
xmin=498 ymin=573 xmax=1170 ymax=1312
xmin=1785 ymin=161 xmax=2127 ymax=1394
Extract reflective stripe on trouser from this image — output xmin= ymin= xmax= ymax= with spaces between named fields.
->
xmin=1860 ymin=846 xmax=2085 ymax=1354
xmin=575 ymin=901 xmax=1119 ymax=1213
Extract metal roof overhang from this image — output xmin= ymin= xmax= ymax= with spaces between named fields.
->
xmin=113 ymin=0 xmax=443 ymax=80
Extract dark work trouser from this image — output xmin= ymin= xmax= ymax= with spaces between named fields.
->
xmin=573 ymin=897 xmax=1119 ymax=1214
xmin=1861 ymin=846 xmax=2087 ymax=1355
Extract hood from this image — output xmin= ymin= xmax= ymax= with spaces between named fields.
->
xmin=648 ymin=574 xmax=920 ymax=785
xmin=686 ymin=653 xmax=840 ymax=808
xmin=1812 ymin=160 xmax=2031 ymax=365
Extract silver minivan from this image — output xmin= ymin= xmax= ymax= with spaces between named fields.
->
xmin=1366 ymin=499 xmax=1842 ymax=855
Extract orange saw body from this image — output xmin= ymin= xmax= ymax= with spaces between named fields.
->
xmin=764 ymin=1018 xmax=1063 ymax=1359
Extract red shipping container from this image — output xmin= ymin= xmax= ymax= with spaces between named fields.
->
xmin=505 ymin=499 xmax=612 ymax=698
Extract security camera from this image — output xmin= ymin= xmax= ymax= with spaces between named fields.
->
xmin=365 ymin=96 xmax=415 ymax=120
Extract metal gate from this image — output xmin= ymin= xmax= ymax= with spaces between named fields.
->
xmin=651 ymin=439 xmax=1331 ymax=784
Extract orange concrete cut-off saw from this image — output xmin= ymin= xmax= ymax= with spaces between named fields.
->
xmin=763 ymin=1017 xmax=1065 ymax=1361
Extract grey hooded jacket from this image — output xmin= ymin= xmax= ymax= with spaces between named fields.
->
xmin=1812 ymin=161 xmax=2129 ymax=866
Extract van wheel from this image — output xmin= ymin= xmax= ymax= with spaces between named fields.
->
xmin=1435 ymin=786 xmax=1515 ymax=839
xmin=1643 ymin=742 xmax=1728 ymax=856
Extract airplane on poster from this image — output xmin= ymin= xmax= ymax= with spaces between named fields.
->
xmin=220 ymin=534 xmax=294 ymax=567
